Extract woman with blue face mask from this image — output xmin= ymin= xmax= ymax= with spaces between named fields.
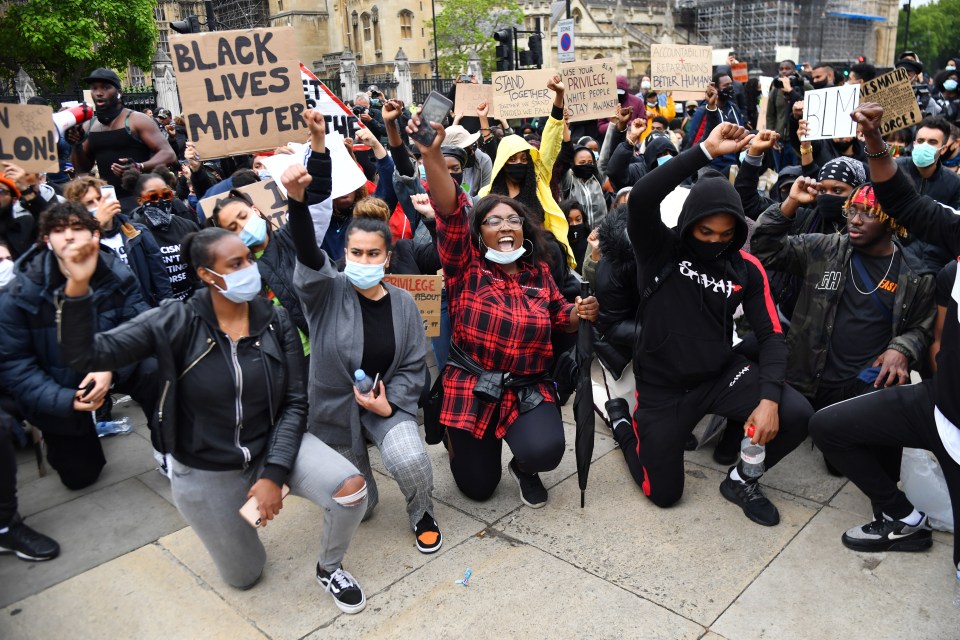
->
xmin=282 ymin=110 xmax=443 ymax=556
xmin=934 ymin=70 xmax=960 ymax=125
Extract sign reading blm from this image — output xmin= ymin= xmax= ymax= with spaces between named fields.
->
xmin=172 ymin=27 xmax=307 ymax=158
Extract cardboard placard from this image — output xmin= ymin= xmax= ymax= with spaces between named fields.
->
xmin=199 ymin=179 xmax=289 ymax=228
xmin=731 ymin=62 xmax=748 ymax=84
xmin=383 ymin=274 xmax=443 ymax=337
xmin=650 ymin=44 xmax=712 ymax=93
xmin=171 ymin=27 xmax=307 ymax=158
xmin=491 ymin=69 xmax=558 ymax=120
xmin=858 ymin=67 xmax=923 ymax=136
xmin=0 ymin=104 xmax=59 ymax=174
xmin=802 ymin=85 xmax=860 ymax=141
xmin=300 ymin=65 xmax=367 ymax=137
xmin=560 ymin=58 xmax=618 ymax=123
xmin=260 ymin=133 xmax=366 ymax=201
xmin=454 ymin=83 xmax=493 ymax=117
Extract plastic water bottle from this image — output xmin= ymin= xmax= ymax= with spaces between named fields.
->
xmin=354 ymin=369 xmax=374 ymax=395
xmin=96 ymin=416 xmax=132 ymax=438
xmin=740 ymin=425 xmax=766 ymax=478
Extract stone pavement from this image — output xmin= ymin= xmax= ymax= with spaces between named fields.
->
xmin=1 ymin=396 xmax=958 ymax=639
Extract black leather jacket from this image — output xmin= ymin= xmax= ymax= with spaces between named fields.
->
xmin=592 ymin=210 xmax=640 ymax=378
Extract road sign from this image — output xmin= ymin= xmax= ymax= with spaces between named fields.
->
xmin=557 ymin=18 xmax=575 ymax=63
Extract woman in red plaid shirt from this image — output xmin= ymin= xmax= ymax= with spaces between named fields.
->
xmin=406 ymin=82 xmax=600 ymax=508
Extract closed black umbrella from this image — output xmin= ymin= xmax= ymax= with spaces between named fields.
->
xmin=574 ymin=280 xmax=596 ymax=508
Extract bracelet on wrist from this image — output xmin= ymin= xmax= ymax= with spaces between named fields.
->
xmin=865 ymin=142 xmax=890 ymax=159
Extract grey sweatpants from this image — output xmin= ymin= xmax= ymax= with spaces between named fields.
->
xmin=169 ymin=433 xmax=366 ymax=589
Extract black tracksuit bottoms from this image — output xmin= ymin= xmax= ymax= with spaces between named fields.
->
xmin=614 ymin=356 xmax=813 ymax=508
xmin=810 ymin=380 xmax=960 ymax=567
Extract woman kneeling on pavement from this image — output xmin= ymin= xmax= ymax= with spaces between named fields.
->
xmin=55 ymin=227 xmax=370 ymax=615
xmin=408 ymin=101 xmax=600 ymax=508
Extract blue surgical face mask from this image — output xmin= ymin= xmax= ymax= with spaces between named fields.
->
xmin=592 ymin=151 xmax=599 ymax=162
xmin=483 ymin=242 xmax=527 ymax=265
xmin=344 ymin=258 xmax=386 ymax=290
xmin=946 ymin=66 xmax=957 ymax=72
xmin=238 ymin=213 xmax=267 ymax=248
xmin=257 ymin=169 xmax=271 ymax=181
xmin=206 ymin=264 xmax=262 ymax=303
xmin=912 ymin=142 xmax=940 ymax=168
xmin=658 ymin=154 xmax=672 ymax=167
xmin=944 ymin=79 xmax=958 ymax=92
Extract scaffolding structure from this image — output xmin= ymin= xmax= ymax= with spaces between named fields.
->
xmin=208 ymin=0 xmax=270 ymax=30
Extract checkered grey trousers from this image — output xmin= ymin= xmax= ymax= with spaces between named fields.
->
xmin=332 ymin=420 xmax=435 ymax=530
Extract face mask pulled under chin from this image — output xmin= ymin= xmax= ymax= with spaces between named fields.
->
xmin=0 ymin=259 xmax=14 ymax=288
xmin=207 ymin=263 xmax=262 ymax=303
xmin=483 ymin=241 xmax=527 ymax=265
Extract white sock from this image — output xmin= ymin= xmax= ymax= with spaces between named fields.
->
xmin=729 ymin=467 xmax=744 ymax=483
xmin=899 ymin=509 xmax=923 ymax=526
xmin=611 ymin=418 xmax=631 ymax=432
xmin=0 ymin=526 xmax=8 ymax=534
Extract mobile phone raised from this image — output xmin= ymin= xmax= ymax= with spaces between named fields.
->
xmin=410 ymin=92 xmax=454 ymax=147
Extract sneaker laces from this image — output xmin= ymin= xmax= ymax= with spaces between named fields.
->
xmin=328 ymin=567 xmax=355 ymax=591
xmin=741 ymin=480 xmax=767 ymax=503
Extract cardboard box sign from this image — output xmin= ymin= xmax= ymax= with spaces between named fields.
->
xmin=300 ymin=65 xmax=367 ymax=137
xmin=491 ymin=69 xmax=558 ymax=120
xmin=802 ymin=85 xmax=860 ymax=141
xmin=859 ymin=68 xmax=923 ymax=136
xmin=560 ymin=59 xmax=618 ymax=123
xmin=384 ymin=274 xmax=443 ymax=337
xmin=650 ymin=44 xmax=712 ymax=93
xmin=199 ymin=179 xmax=288 ymax=228
xmin=172 ymin=27 xmax=307 ymax=158
xmin=454 ymin=83 xmax=494 ymax=117
xmin=0 ymin=104 xmax=59 ymax=174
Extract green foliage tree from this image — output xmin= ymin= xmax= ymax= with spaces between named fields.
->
xmin=428 ymin=0 xmax=524 ymax=77
xmin=897 ymin=0 xmax=960 ymax=71
xmin=0 ymin=0 xmax=158 ymax=95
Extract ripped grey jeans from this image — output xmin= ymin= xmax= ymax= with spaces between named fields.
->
xmin=169 ymin=432 xmax=367 ymax=588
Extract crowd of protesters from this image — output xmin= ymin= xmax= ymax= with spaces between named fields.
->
xmin=2 ymin=49 xmax=960 ymax=615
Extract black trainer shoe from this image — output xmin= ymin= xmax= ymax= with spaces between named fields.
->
xmin=841 ymin=513 xmax=933 ymax=553
xmin=317 ymin=564 xmax=366 ymax=614
xmin=720 ymin=476 xmax=780 ymax=527
xmin=0 ymin=514 xmax=60 ymax=562
xmin=414 ymin=512 xmax=443 ymax=554
xmin=508 ymin=458 xmax=548 ymax=508
xmin=712 ymin=421 xmax=741 ymax=466
xmin=605 ymin=398 xmax=631 ymax=433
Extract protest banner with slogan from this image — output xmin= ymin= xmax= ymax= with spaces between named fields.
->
xmin=859 ymin=67 xmax=923 ymax=136
xmin=171 ymin=27 xmax=307 ymax=158
xmin=300 ymin=64 xmax=368 ymax=137
xmin=384 ymin=274 xmax=442 ymax=337
xmin=454 ymin=82 xmax=493 ymax=117
xmin=0 ymin=104 xmax=59 ymax=174
xmin=199 ymin=179 xmax=289 ymax=228
xmin=802 ymin=85 xmax=860 ymax=141
xmin=261 ymin=134 xmax=366 ymax=201
xmin=650 ymin=44 xmax=712 ymax=94
xmin=491 ymin=69 xmax=557 ymax=120
xmin=559 ymin=58 xmax=617 ymax=122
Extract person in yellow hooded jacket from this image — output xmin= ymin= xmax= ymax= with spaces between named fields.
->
xmin=475 ymin=77 xmax=576 ymax=269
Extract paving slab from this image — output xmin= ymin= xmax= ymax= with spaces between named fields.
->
xmin=367 ymin=421 xmax=618 ymax=525
xmin=313 ymin=532 xmax=706 ymax=639
xmin=712 ymin=506 xmax=958 ymax=640
xmin=0 ymin=544 xmax=266 ymax=640
xmin=159 ymin=471 xmax=485 ymax=640
xmin=498 ymin=453 xmax=818 ymax=626
xmin=0 ymin=478 xmax=185 ymax=608
xmin=135 ymin=468 xmax=176 ymax=507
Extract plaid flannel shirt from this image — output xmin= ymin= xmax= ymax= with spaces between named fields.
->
xmin=437 ymin=187 xmax=573 ymax=439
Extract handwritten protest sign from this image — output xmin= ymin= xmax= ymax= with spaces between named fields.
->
xmin=301 ymin=64 xmax=367 ymax=137
xmin=560 ymin=58 xmax=618 ymax=122
xmin=172 ymin=27 xmax=307 ymax=158
xmin=454 ymin=82 xmax=493 ymax=117
xmin=0 ymin=105 xmax=59 ymax=174
xmin=650 ymin=44 xmax=712 ymax=93
xmin=802 ymin=85 xmax=860 ymax=140
xmin=261 ymin=133 xmax=367 ymax=201
xmin=859 ymin=67 xmax=923 ymax=136
xmin=199 ymin=179 xmax=289 ymax=228
xmin=491 ymin=69 xmax=557 ymax=120
xmin=383 ymin=274 xmax=442 ymax=336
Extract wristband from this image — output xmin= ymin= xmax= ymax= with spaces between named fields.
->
xmin=864 ymin=142 xmax=890 ymax=159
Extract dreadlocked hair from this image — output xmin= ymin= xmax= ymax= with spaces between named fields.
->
xmin=845 ymin=183 xmax=907 ymax=238
xmin=489 ymin=153 xmax=546 ymax=224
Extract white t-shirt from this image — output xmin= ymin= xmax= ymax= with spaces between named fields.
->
xmin=100 ymin=234 xmax=128 ymax=265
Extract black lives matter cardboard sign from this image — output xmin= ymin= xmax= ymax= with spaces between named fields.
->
xmin=859 ymin=68 xmax=924 ymax=136
xmin=0 ymin=105 xmax=59 ymax=174
xmin=172 ymin=27 xmax=307 ymax=158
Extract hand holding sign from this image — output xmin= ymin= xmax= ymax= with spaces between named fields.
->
xmin=281 ymin=164 xmax=312 ymax=203
xmin=802 ymin=85 xmax=860 ymax=141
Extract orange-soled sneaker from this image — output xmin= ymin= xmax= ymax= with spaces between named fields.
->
xmin=414 ymin=512 xmax=442 ymax=554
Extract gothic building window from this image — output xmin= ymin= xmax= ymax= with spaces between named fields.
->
xmin=372 ymin=6 xmax=381 ymax=51
xmin=362 ymin=12 xmax=371 ymax=42
xmin=399 ymin=10 xmax=413 ymax=40
xmin=352 ymin=11 xmax=360 ymax=52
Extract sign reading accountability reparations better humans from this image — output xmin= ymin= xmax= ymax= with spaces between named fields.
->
xmin=0 ymin=105 xmax=59 ymax=174
xmin=802 ymin=84 xmax=860 ymax=141
xmin=859 ymin=67 xmax=923 ymax=136
xmin=650 ymin=44 xmax=712 ymax=93
xmin=172 ymin=27 xmax=307 ymax=158
xmin=491 ymin=69 xmax=557 ymax=120
xmin=560 ymin=59 xmax=617 ymax=122
xmin=383 ymin=275 xmax=443 ymax=337
xmin=199 ymin=180 xmax=289 ymax=228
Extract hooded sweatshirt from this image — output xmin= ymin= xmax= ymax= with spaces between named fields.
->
xmin=627 ymin=143 xmax=786 ymax=400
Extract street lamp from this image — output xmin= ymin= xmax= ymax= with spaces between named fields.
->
xmin=431 ymin=0 xmax=440 ymax=89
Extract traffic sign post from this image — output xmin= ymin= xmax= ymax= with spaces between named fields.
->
xmin=557 ymin=18 xmax=575 ymax=63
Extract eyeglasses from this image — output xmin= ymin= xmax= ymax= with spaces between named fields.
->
xmin=482 ymin=215 xmax=524 ymax=229
xmin=140 ymin=188 xmax=174 ymax=203
xmin=842 ymin=206 xmax=880 ymax=221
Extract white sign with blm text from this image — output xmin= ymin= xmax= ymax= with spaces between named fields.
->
xmin=802 ymin=85 xmax=860 ymax=141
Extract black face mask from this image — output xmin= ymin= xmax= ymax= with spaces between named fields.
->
xmin=464 ymin=150 xmax=475 ymax=168
xmin=816 ymin=193 xmax=847 ymax=222
xmin=95 ymin=96 xmax=123 ymax=125
xmin=567 ymin=222 xmax=589 ymax=242
xmin=617 ymin=93 xmax=628 ymax=105
xmin=571 ymin=164 xmax=595 ymax=180
xmin=504 ymin=164 xmax=528 ymax=183
xmin=812 ymin=79 xmax=829 ymax=89
xmin=139 ymin=202 xmax=174 ymax=228
xmin=719 ymin=87 xmax=735 ymax=102
xmin=450 ymin=172 xmax=463 ymax=186
xmin=686 ymin=237 xmax=731 ymax=263
xmin=686 ymin=108 xmax=697 ymax=115
xmin=833 ymin=139 xmax=854 ymax=153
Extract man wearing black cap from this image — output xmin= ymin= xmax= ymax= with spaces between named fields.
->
xmin=66 ymin=68 xmax=177 ymax=210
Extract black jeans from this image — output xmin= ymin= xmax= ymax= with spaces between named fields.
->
xmin=614 ymin=356 xmax=813 ymax=507
xmin=446 ymin=402 xmax=565 ymax=502
xmin=0 ymin=427 xmax=16 ymax=528
xmin=810 ymin=381 xmax=960 ymax=567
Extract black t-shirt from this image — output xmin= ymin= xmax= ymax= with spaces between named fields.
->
xmin=823 ymin=250 xmax=901 ymax=382
xmin=936 ymin=259 xmax=957 ymax=307
xmin=357 ymin=290 xmax=395 ymax=380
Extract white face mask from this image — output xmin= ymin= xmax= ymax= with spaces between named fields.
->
xmin=641 ymin=81 xmax=651 ymax=90
xmin=482 ymin=243 xmax=526 ymax=264
xmin=0 ymin=259 xmax=13 ymax=288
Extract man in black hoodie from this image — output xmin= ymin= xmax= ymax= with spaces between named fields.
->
xmin=611 ymin=122 xmax=814 ymax=526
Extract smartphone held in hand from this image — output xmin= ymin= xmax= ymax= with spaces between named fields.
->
xmin=240 ymin=484 xmax=291 ymax=527
xmin=411 ymin=92 xmax=453 ymax=147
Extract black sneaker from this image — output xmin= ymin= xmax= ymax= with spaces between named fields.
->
xmin=508 ymin=458 xmax=548 ymax=508
xmin=712 ymin=421 xmax=741 ymax=465
xmin=414 ymin=512 xmax=443 ymax=554
xmin=0 ymin=514 xmax=60 ymax=562
xmin=316 ymin=564 xmax=366 ymax=614
xmin=841 ymin=513 xmax=933 ymax=553
xmin=605 ymin=398 xmax=631 ymax=433
xmin=720 ymin=475 xmax=780 ymax=527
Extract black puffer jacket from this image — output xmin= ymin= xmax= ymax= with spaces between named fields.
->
xmin=57 ymin=288 xmax=307 ymax=485
xmin=593 ymin=208 xmax=640 ymax=378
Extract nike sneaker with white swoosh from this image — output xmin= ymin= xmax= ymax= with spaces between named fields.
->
xmin=842 ymin=512 xmax=933 ymax=552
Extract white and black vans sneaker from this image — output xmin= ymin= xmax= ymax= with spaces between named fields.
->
xmin=317 ymin=563 xmax=366 ymax=614
xmin=842 ymin=512 xmax=933 ymax=553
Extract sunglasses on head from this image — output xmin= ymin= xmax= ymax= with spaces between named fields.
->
xmin=140 ymin=188 xmax=174 ymax=203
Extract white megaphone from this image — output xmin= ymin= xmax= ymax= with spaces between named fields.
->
xmin=53 ymin=104 xmax=94 ymax=139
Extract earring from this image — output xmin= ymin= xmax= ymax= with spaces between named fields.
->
xmin=522 ymin=239 xmax=534 ymax=255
